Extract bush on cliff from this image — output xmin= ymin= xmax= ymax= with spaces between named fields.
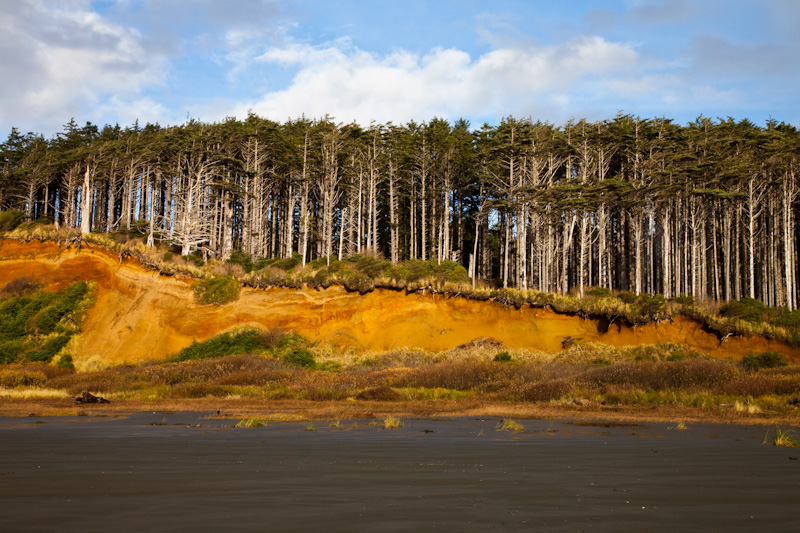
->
xmin=193 ymin=275 xmax=240 ymax=305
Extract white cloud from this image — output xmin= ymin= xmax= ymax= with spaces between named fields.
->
xmin=233 ymin=37 xmax=640 ymax=125
xmin=0 ymin=0 xmax=169 ymax=135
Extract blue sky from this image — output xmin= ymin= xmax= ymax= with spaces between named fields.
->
xmin=2 ymin=0 xmax=798 ymax=137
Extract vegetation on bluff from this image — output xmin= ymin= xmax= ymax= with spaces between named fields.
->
xmin=0 ymin=279 xmax=93 ymax=367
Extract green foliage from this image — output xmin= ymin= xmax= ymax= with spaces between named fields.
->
xmin=587 ymin=287 xmax=610 ymax=298
xmin=227 ymin=249 xmax=255 ymax=273
xmin=616 ymin=291 xmax=637 ymax=304
xmin=349 ymin=254 xmax=391 ymax=278
xmin=0 ymin=281 xmax=91 ymax=365
xmin=669 ymin=294 xmax=694 ymax=306
xmin=720 ymin=298 xmax=766 ymax=323
xmin=493 ymin=351 xmax=512 ymax=362
xmin=25 ymin=334 xmax=71 ymax=362
xmin=0 ymin=209 xmax=24 ymax=231
xmin=163 ymin=251 xmax=173 ymax=262
xmin=343 ymin=272 xmax=375 ymax=293
xmin=169 ymin=329 xmax=273 ymax=362
xmin=282 ymin=347 xmax=316 ymax=369
xmin=57 ymin=353 xmax=74 ymax=370
xmin=772 ymin=309 xmax=800 ymax=328
xmin=0 ymin=340 xmax=23 ymax=365
xmin=271 ymin=254 xmax=301 ymax=271
xmin=193 ymin=275 xmax=240 ymax=304
xmin=741 ymin=351 xmax=788 ymax=371
xmin=634 ymin=294 xmax=666 ymax=322
xmin=186 ymin=251 xmax=206 ymax=267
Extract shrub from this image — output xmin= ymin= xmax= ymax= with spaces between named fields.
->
xmin=282 ymin=348 xmax=316 ymax=369
xmin=193 ymin=275 xmax=240 ymax=305
xmin=617 ymin=291 xmax=637 ymax=304
xmin=669 ymin=294 xmax=694 ymax=306
xmin=25 ymin=334 xmax=71 ymax=363
xmin=580 ymin=359 xmax=739 ymax=391
xmin=163 ymin=251 xmax=174 ymax=262
xmin=520 ymin=379 xmax=571 ymax=402
xmin=272 ymin=254 xmax=301 ymax=271
xmin=356 ymin=386 xmax=401 ymax=401
xmin=227 ymin=249 xmax=254 ymax=273
xmin=741 ymin=351 xmax=788 ymax=371
xmin=0 ymin=368 xmax=47 ymax=387
xmin=169 ymin=329 xmax=275 ymax=362
xmin=588 ymin=287 xmax=610 ymax=298
xmin=720 ymin=298 xmax=766 ymax=323
xmin=0 ymin=277 xmax=40 ymax=299
xmin=0 ymin=340 xmax=23 ymax=364
xmin=772 ymin=309 xmax=800 ymax=328
xmin=493 ymin=351 xmax=512 ymax=362
xmin=352 ymin=254 xmax=391 ymax=278
xmin=186 ymin=251 xmax=205 ymax=267
xmin=0 ymin=210 xmax=24 ymax=231
xmin=343 ymin=272 xmax=375 ymax=294
xmin=57 ymin=354 xmax=75 ymax=370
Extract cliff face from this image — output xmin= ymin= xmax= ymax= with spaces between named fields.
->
xmin=1 ymin=238 xmax=798 ymax=368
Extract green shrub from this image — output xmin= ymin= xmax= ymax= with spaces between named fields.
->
xmin=169 ymin=329 xmax=273 ymax=362
xmin=352 ymin=254 xmax=391 ymax=278
xmin=720 ymin=298 xmax=766 ymax=323
xmin=669 ymin=294 xmax=694 ymax=306
xmin=282 ymin=348 xmax=316 ymax=369
xmin=588 ymin=287 xmax=610 ymax=298
xmin=772 ymin=309 xmax=800 ymax=328
xmin=635 ymin=294 xmax=665 ymax=321
xmin=493 ymin=351 xmax=512 ymax=362
xmin=25 ymin=334 xmax=71 ymax=363
xmin=343 ymin=272 xmax=375 ymax=294
xmin=193 ymin=275 xmax=240 ymax=304
xmin=163 ymin=251 xmax=174 ymax=262
xmin=0 ymin=210 xmax=24 ymax=231
xmin=272 ymin=254 xmax=301 ymax=271
xmin=0 ymin=340 xmax=23 ymax=364
xmin=57 ymin=354 xmax=75 ymax=370
xmin=227 ymin=250 xmax=254 ymax=273
xmin=617 ymin=291 xmax=637 ymax=304
xmin=741 ymin=351 xmax=789 ymax=371
xmin=186 ymin=251 xmax=205 ymax=267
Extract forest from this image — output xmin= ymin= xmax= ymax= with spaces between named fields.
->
xmin=0 ymin=113 xmax=798 ymax=309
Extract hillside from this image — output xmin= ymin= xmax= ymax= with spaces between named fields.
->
xmin=1 ymin=238 xmax=798 ymax=370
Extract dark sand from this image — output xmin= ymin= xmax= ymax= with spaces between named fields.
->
xmin=1 ymin=414 xmax=798 ymax=532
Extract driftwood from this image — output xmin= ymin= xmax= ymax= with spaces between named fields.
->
xmin=75 ymin=391 xmax=110 ymax=404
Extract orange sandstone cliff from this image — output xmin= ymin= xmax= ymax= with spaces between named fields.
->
xmin=1 ymin=238 xmax=798 ymax=367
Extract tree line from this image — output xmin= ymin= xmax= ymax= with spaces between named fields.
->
xmin=1 ymin=113 xmax=798 ymax=309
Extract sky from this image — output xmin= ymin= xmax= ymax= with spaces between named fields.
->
xmin=2 ymin=0 xmax=799 ymax=137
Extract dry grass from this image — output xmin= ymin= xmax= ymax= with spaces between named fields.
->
xmin=0 ymin=388 xmax=70 ymax=399
xmin=1 ymin=339 xmax=799 ymax=425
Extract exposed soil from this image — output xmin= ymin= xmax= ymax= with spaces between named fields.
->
xmin=2 ymin=238 xmax=800 ymax=367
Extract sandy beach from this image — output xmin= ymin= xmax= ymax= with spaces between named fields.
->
xmin=1 ymin=414 xmax=798 ymax=531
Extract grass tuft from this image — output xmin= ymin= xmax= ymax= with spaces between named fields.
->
xmin=497 ymin=418 xmax=524 ymax=432
xmin=383 ymin=416 xmax=402 ymax=429
xmin=235 ymin=417 xmax=266 ymax=428
xmin=764 ymin=427 xmax=798 ymax=447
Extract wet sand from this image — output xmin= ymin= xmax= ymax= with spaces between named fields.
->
xmin=1 ymin=414 xmax=799 ymax=532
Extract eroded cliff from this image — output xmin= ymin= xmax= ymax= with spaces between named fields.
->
xmin=1 ymin=238 xmax=798 ymax=367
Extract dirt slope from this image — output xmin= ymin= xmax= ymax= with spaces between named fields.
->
xmin=2 ymin=238 xmax=799 ymax=367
